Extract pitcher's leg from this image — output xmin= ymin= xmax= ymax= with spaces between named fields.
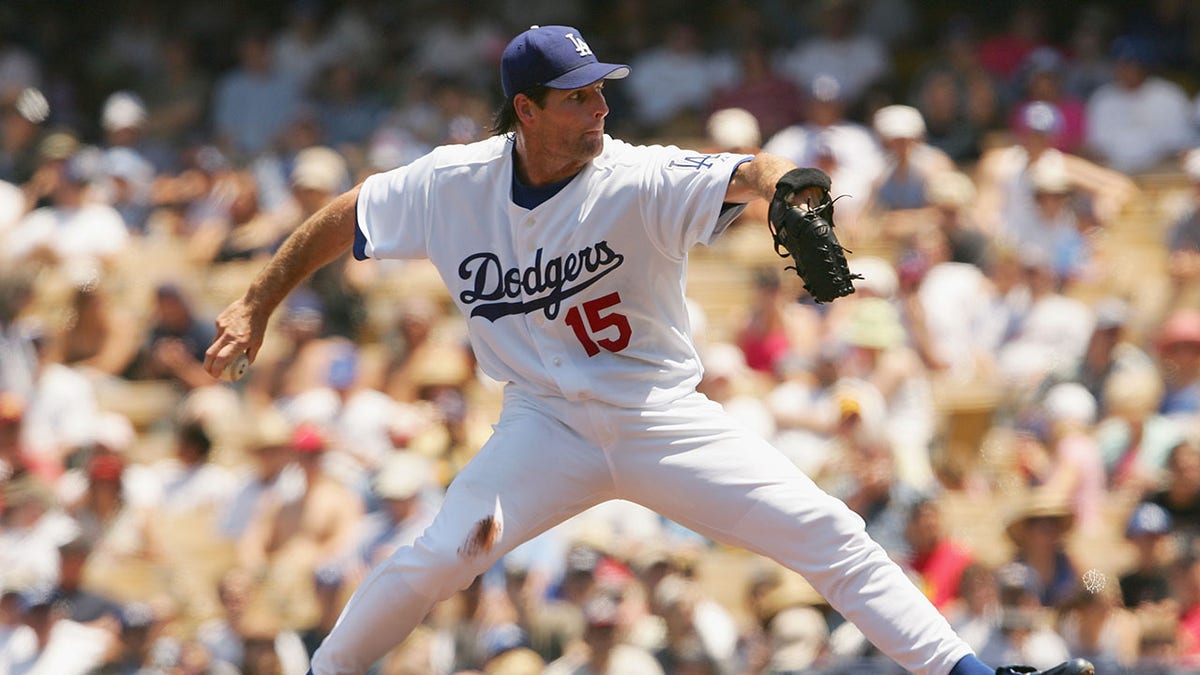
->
xmin=311 ymin=396 xmax=615 ymax=674
xmin=611 ymin=394 xmax=972 ymax=675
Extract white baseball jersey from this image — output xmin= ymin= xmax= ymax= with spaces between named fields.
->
xmin=355 ymin=134 xmax=751 ymax=408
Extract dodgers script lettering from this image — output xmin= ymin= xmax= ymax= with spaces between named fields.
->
xmin=458 ymin=241 xmax=624 ymax=322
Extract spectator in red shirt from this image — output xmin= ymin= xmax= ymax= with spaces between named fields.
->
xmin=707 ymin=44 xmax=805 ymax=142
xmin=904 ymin=497 xmax=974 ymax=612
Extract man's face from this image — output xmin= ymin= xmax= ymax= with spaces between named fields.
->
xmin=522 ymin=81 xmax=609 ymax=165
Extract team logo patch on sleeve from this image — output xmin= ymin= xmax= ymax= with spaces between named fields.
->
xmin=668 ymin=154 xmax=718 ymax=171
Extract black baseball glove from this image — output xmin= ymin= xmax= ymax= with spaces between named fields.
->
xmin=767 ymin=168 xmax=860 ymax=303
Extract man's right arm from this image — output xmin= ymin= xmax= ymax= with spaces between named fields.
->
xmin=203 ymin=184 xmax=361 ymax=379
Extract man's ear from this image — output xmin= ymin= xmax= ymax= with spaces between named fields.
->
xmin=514 ymin=94 xmax=538 ymax=125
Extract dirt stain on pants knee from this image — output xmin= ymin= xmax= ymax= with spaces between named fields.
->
xmin=458 ymin=515 xmax=501 ymax=558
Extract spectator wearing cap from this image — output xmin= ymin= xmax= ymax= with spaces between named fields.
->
xmin=1085 ymin=35 xmax=1192 ymax=174
xmin=3 ymin=147 xmax=131 ymax=273
xmin=1007 ymin=47 xmax=1087 ymax=154
xmin=97 ymin=145 xmax=154 ymax=235
xmin=1150 ymin=441 xmax=1200 ymax=540
xmin=866 ymin=104 xmax=954 ymax=218
xmin=763 ymin=73 xmax=885 ymax=239
xmin=697 ymin=342 xmax=775 ymax=442
xmin=1118 ymin=502 xmax=1176 ymax=611
xmin=905 ymin=220 xmax=1003 ymax=382
xmin=974 ymin=99 xmax=1136 ymax=244
xmin=1165 ymin=149 xmax=1200 ymax=296
xmin=1155 ymin=309 xmax=1200 ymax=420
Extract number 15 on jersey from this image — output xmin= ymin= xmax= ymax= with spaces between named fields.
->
xmin=564 ymin=291 xmax=631 ymax=357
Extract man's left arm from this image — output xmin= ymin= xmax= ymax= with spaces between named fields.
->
xmin=727 ymin=151 xmax=826 ymax=207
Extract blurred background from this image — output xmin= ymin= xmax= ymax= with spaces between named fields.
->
xmin=2 ymin=0 xmax=1200 ymax=673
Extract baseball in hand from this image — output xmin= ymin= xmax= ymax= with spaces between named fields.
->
xmin=220 ymin=352 xmax=250 ymax=382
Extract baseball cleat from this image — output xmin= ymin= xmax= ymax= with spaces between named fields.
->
xmin=995 ymin=658 xmax=1096 ymax=675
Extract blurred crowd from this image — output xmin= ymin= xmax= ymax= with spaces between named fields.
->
xmin=4 ymin=0 xmax=1200 ymax=674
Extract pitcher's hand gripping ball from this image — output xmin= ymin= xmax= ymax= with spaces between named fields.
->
xmin=220 ymin=352 xmax=250 ymax=382
xmin=767 ymin=168 xmax=860 ymax=303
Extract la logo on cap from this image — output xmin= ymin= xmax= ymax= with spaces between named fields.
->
xmin=565 ymin=32 xmax=592 ymax=57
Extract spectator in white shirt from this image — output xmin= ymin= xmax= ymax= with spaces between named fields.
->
xmin=3 ymin=151 xmax=129 ymax=273
xmin=1085 ymin=36 xmax=1192 ymax=174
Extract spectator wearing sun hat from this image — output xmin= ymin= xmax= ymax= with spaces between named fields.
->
xmin=1003 ymin=490 xmax=1081 ymax=609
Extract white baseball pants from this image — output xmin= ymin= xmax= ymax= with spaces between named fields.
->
xmin=310 ymin=387 xmax=973 ymax=674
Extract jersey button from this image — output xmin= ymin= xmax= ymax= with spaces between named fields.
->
xmin=552 ymin=357 xmax=562 ymax=366
xmin=526 ymin=218 xmax=536 ymax=227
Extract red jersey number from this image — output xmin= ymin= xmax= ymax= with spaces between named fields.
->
xmin=564 ymin=292 xmax=631 ymax=357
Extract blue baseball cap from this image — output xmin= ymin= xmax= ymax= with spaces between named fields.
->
xmin=501 ymin=25 xmax=630 ymax=100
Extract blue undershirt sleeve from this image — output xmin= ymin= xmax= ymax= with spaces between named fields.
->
xmin=950 ymin=654 xmax=994 ymax=675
